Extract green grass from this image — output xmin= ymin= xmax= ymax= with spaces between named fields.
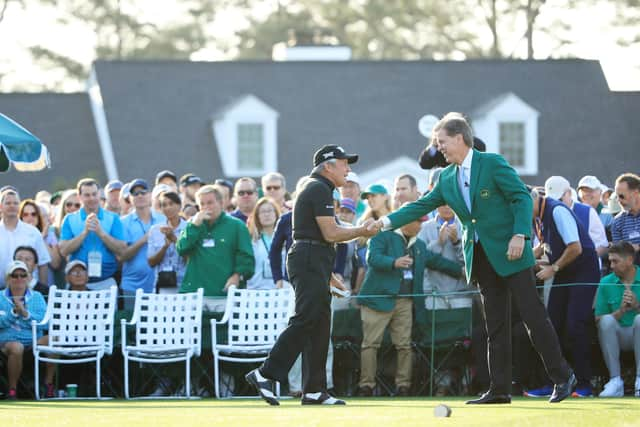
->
xmin=1 ymin=397 xmax=638 ymax=427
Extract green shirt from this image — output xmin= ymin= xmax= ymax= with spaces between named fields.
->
xmin=176 ymin=213 xmax=254 ymax=297
xmin=595 ymin=266 xmax=640 ymax=327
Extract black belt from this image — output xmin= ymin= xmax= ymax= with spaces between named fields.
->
xmin=294 ymin=239 xmax=332 ymax=248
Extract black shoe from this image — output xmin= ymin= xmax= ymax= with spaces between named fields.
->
xmin=245 ymin=369 xmax=279 ymax=406
xmin=549 ymin=371 xmax=577 ymax=403
xmin=396 ymin=386 xmax=410 ymax=397
xmin=301 ymin=392 xmax=346 ymax=405
xmin=357 ymin=386 xmax=373 ymax=397
xmin=466 ymin=391 xmax=511 ymax=404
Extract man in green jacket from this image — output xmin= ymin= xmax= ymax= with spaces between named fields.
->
xmin=357 ymin=215 xmax=463 ymax=397
xmin=369 ymin=112 xmax=574 ymax=404
xmin=177 ymin=185 xmax=254 ymax=304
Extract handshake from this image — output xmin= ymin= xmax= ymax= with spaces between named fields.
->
xmin=357 ymin=218 xmax=384 ymax=237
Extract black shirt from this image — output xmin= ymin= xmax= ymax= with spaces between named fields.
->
xmin=292 ymin=173 xmax=335 ymax=242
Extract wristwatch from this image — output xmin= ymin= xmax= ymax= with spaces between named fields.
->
xmin=551 ymin=263 xmax=560 ymax=273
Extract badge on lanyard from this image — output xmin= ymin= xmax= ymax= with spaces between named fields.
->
xmin=202 ymin=238 xmax=215 ymax=248
xmin=88 ymin=251 xmax=102 ymax=278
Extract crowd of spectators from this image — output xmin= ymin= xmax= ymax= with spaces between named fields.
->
xmin=1 ymin=166 xmax=640 ymax=400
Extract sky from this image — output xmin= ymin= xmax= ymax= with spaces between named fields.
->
xmin=0 ymin=0 xmax=638 ymax=92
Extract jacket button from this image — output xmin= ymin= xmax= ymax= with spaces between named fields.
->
xmin=471 ymin=219 xmax=476 ymax=224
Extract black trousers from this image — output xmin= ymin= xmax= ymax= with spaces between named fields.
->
xmin=473 ymin=243 xmax=569 ymax=394
xmin=260 ymin=242 xmax=334 ymax=393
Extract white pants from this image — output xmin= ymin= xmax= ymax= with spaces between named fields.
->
xmin=598 ymin=313 xmax=640 ymax=378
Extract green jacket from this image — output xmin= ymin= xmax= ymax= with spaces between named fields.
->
xmin=387 ymin=150 xmax=535 ymax=280
xmin=176 ymin=213 xmax=254 ymax=297
xmin=358 ymin=230 xmax=463 ymax=312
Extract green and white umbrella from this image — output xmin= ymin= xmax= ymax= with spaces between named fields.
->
xmin=0 ymin=112 xmax=50 ymax=172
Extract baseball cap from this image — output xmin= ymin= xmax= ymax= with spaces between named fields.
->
xmin=152 ymin=184 xmax=172 ymax=199
xmin=361 ymin=184 xmax=388 ymax=199
xmin=155 ymin=170 xmax=177 ymax=185
xmin=6 ymin=260 xmax=28 ymax=277
xmin=345 ymin=172 xmax=361 ymax=187
xmin=180 ymin=173 xmax=203 ymax=187
xmin=544 ymin=176 xmax=571 ymax=200
xmin=50 ymin=190 xmax=63 ymax=205
xmin=129 ymin=178 xmax=150 ymax=192
xmin=313 ymin=145 xmax=358 ymax=167
xmin=65 ymin=260 xmax=87 ymax=275
xmin=121 ymin=182 xmax=131 ymax=200
xmin=577 ymin=175 xmax=602 ymax=191
xmin=339 ymin=198 xmax=356 ymax=214
xmin=105 ymin=180 xmax=123 ymax=193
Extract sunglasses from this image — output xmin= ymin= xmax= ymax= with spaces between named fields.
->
xmin=265 ymin=186 xmax=281 ymax=191
xmin=66 ymin=202 xmax=81 ymax=208
xmin=131 ymin=190 xmax=149 ymax=197
xmin=237 ymin=190 xmax=255 ymax=197
xmin=10 ymin=272 xmax=28 ymax=279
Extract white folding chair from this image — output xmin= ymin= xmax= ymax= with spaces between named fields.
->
xmin=121 ymin=288 xmax=203 ymax=399
xmin=211 ymin=286 xmax=294 ymax=398
xmin=31 ymin=285 xmax=118 ymax=400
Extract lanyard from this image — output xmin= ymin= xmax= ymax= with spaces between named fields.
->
xmin=534 ymin=197 xmax=547 ymax=244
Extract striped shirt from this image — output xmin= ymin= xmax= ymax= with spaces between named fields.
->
xmin=611 ymin=211 xmax=640 ymax=244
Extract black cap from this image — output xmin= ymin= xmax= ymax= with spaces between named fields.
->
xmin=313 ymin=145 xmax=359 ymax=167
xmin=180 ymin=173 xmax=203 ymax=187
xmin=155 ymin=170 xmax=177 ymax=185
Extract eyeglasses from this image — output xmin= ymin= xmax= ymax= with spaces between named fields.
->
xmin=10 ymin=272 xmax=28 ymax=279
xmin=131 ymin=190 xmax=149 ymax=197
xmin=265 ymin=186 xmax=281 ymax=191
xmin=237 ymin=190 xmax=255 ymax=197
xmin=66 ymin=202 xmax=81 ymax=208
xmin=68 ymin=270 xmax=87 ymax=276
xmin=21 ymin=212 xmax=38 ymax=217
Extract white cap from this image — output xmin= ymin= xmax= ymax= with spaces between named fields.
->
xmin=603 ymin=193 xmax=622 ymax=215
xmin=545 ymin=176 xmax=571 ymax=200
xmin=152 ymin=183 xmax=172 ymax=199
xmin=577 ymin=175 xmax=602 ymax=191
xmin=65 ymin=260 xmax=87 ymax=275
xmin=6 ymin=260 xmax=28 ymax=277
xmin=345 ymin=172 xmax=360 ymax=187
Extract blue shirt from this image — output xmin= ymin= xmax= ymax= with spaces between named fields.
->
xmin=552 ymin=206 xmax=580 ymax=245
xmin=120 ymin=210 xmax=165 ymax=293
xmin=60 ymin=207 xmax=125 ymax=281
xmin=612 ymin=211 xmax=640 ymax=245
xmin=0 ymin=288 xmax=47 ymax=345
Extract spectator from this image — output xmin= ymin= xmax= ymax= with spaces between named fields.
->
xmin=594 ymin=241 xmax=640 ymax=397
xmin=119 ymin=179 xmax=165 ymax=307
xmin=612 ymin=173 xmax=640 ymax=263
xmin=59 ymin=178 xmax=126 ymax=290
xmin=119 ymin=182 xmax=132 ymax=216
xmin=182 ymin=203 xmax=198 ymax=220
xmin=18 ymin=199 xmax=62 ymax=281
xmin=177 ymin=185 xmax=254 ymax=309
xmin=247 ymin=197 xmax=281 ymax=290
xmin=418 ymin=134 xmax=486 ymax=169
xmin=360 ymin=184 xmax=392 ymax=222
xmin=261 ymin=172 xmax=288 ymax=212
xmin=0 ymin=190 xmax=51 ymax=288
xmin=179 ymin=173 xmax=203 ymax=207
xmin=393 ymin=174 xmax=420 ymax=210
xmin=13 ymin=246 xmax=49 ymax=295
xmin=148 ymin=191 xmax=187 ymax=294
xmin=577 ymin=175 xmax=614 ymax=231
xmin=419 ymin=204 xmax=471 ymax=309
xmin=155 ymin=170 xmax=178 ymax=193
xmin=527 ymin=189 xmax=600 ymax=398
xmin=64 ymin=260 xmax=89 ymax=291
xmin=52 ymin=190 xmax=80 ymax=239
xmin=357 ymin=215 xmax=463 ymax=397
xmin=104 ymin=180 xmax=123 ymax=215
xmin=332 ymin=198 xmax=363 ymax=310
xmin=151 ymin=183 xmax=172 ymax=214
xmin=231 ymin=177 xmax=258 ymax=224
xmin=545 ymin=176 xmax=609 ymax=257
xmin=213 ymin=179 xmax=235 ymax=212
xmin=340 ymin=172 xmax=366 ymax=220
xmin=0 ymin=260 xmax=53 ymax=399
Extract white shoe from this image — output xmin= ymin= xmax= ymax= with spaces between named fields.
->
xmin=635 ymin=376 xmax=640 ymax=398
xmin=599 ymin=377 xmax=624 ymax=398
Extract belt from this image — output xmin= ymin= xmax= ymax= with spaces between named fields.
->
xmin=294 ymin=239 xmax=332 ymax=248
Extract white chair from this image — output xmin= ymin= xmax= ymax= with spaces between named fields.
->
xmin=211 ymin=286 xmax=294 ymax=398
xmin=121 ymin=288 xmax=203 ymax=399
xmin=31 ymin=285 xmax=118 ymax=400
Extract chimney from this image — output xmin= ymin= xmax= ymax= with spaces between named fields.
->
xmin=272 ymin=29 xmax=352 ymax=62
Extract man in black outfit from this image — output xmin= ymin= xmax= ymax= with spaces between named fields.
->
xmin=246 ymin=144 xmax=376 ymax=406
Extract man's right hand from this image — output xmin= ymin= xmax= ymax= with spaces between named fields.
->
xmin=192 ymin=211 xmax=210 ymax=226
xmin=366 ymin=219 xmax=384 ymax=233
xmin=394 ymin=255 xmax=413 ymax=269
xmin=359 ymin=218 xmax=379 ymax=237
